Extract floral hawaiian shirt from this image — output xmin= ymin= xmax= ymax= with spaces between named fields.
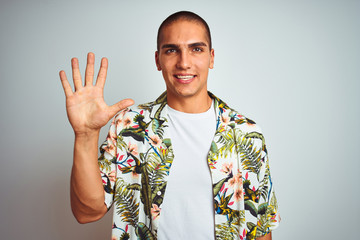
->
xmin=98 ymin=92 xmax=280 ymax=240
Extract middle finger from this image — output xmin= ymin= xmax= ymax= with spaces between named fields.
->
xmin=85 ymin=52 xmax=95 ymax=86
xmin=71 ymin=57 xmax=83 ymax=91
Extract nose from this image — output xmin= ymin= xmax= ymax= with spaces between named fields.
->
xmin=176 ymin=51 xmax=191 ymax=69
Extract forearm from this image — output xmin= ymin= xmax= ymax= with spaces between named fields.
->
xmin=256 ymin=232 xmax=272 ymax=240
xmin=70 ymin=131 xmax=107 ymax=223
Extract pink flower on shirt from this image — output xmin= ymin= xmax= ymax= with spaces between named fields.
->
xmin=107 ymin=131 xmax=117 ymax=146
xmin=115 ymin=109 xmax=130 ymax=129
xmin=104 ymin=144 xmax=116 ymax=156
xmin=123 ymin=116 xmax=133 ymax=128
xmin=228 ymin=171 xmax=242 ymax=188
xmin=128 ymin=142 xmax=138 ymax=155
xmin=149 ymin=135 xmax=162 ymax=147
xmin=220 ymin=162 xmax=233 ymax=175
xmin=234 ymin=186 xmax=244 ymax=202
xmin=221 ymin=115 xmax=230 ymax=125
xmin=115 ymin=118 xmax=122 ymax=129
xmin=151 ymin=204 xmax=161 ymax=220
xmin=108 ymin=170 xmax=116 ymax=183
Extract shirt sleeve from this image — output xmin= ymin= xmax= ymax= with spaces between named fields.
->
xmin=256 ymin=144 xmax=280 ymax=237
xmin=98 ymin=118 xmax=118 ymax=210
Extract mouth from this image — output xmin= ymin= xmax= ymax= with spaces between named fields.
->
xmin=174 ymin=74 xmax=196 ymax=83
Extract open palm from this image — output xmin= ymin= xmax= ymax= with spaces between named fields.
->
xmin=59 ymin=53 xmax=134 ymax=134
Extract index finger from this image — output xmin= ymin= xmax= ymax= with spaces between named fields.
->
xmin=95 ymin=57 xmax=108 ymax=88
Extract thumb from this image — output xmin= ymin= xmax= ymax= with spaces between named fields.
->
xmin=108 ymin=98 xmax=135 ymax=118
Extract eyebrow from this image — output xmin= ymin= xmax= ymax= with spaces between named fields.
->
xmin=161 ymin=42 xmax=208 ymax=49
xmin=189 ymin=42 xmax=208 ymax=48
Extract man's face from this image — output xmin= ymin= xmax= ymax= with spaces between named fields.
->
xmin=155 ymin=20 xmax=214 ymax=101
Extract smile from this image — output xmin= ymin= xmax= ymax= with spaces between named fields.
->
xmin=174 ymin=75 xmax=196 ymax=83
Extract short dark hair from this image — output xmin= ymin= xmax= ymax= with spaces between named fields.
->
xmin=157 ymin=11 xmax=212 ymax=52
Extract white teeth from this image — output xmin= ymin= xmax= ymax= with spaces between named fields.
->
xmin=176 ymin=75 xmax=194 ymax=79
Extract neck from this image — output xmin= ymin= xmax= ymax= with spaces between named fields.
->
xmin=167 ymin=91 xmax=212 ymax=113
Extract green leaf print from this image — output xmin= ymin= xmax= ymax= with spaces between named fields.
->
xmin=135 ymin=222 xmax=155 ymax=240
xmin=119 ymin=232 xmax=130 ymax=240
xmin=213 ymin=177 xmax=230 ymax=196
xmin=127 ymin=183 xmax=141 ymax=191
xmin=98 ymin=154 xmax=113 ymax=173
xmin=244 ymin=200 xmax=258 ymax=217
xmin=114 ymin=179 xmax=139 ymax=228
xmin=246 ymin=222 xmax=257 ymax=240
xmin=237 ymin=137 xmax=262 ymax=174
xmin=244 ymin=132 xmax=265 ymax=149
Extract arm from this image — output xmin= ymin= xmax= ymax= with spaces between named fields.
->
xmin=59 ymin=53 xmax=134 ymax=223
xmin=70 ymin=130 xmax=106 ymax=223
xmin=257 ymin=232 xmax=272 ymax=240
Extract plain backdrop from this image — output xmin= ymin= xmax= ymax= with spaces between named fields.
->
xmin=0 ymin=0 xmax=359 ymax=239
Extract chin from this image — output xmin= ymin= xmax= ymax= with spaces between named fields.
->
xmin=166 ymin=82 xmax=206 ymax=100
xmin=174 ymin=88 xmax=201 ymax=99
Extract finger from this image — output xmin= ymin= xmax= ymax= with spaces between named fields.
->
xmin=85 ymin=52 xmax=95 ymax=86
xmin=71 ymin=57 xmax=83 ymax=91
xmin=59 ymin=70 xmax=73 ymax=97
xmin=108 ymin=99 xmax=135 ymax=118
xmin=95 ymin=57 xmax=108 ymax=88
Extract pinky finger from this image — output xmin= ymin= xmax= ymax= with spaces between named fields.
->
xmin=59 ymin=70 xmax=74 ymax=97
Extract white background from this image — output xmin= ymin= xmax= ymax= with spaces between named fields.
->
xmin=0 ymin=0 xmax=359 ymax=239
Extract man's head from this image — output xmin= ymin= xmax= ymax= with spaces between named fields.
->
xmin=157 ymin=11 xmax=212 ymax=52
xmin=155 ymin=11 xmax=214 ymax=106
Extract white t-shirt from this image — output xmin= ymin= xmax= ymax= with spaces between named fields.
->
xmin=157 ymin=102 xmax=217 ymax=240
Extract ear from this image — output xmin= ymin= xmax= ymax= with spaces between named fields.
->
xmin=209 ymin=49 xmax=215 ymax=69
xmin=155 ymin=51 xmax=162 ymax=71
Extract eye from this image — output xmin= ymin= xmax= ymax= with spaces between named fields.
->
xmin=193 ymin=47 xmax=204 ymax=52
xmin=165 ymin=49 xmax=177 ymax=54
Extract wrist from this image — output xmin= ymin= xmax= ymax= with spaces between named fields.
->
xmin=74 ymin=129 xmax=100 ymax=139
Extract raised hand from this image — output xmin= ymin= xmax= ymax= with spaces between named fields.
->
xmin=59 ymin=52 xmax=134 ymax=135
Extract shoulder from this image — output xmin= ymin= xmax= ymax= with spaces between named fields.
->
xmin=213 ymin=94 xmax=264 ymax=135
xmin=112 ymin=96 xmax=167 ymax=134
xmin=231 ymin=111 xmax=263 ymax=135
xmin=115 ymin=92 xmax=167 ymax=120
xmin=114 ymin=99 xmax=159 ymax=120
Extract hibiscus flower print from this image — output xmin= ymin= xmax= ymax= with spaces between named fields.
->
xmin=115 ymin=109 xmax=130 ymax=129
xmin=151 ymin=204 xmax=161 ymax=220
xmin=127 ymin=142 xmax=138 ymax=155
xmin=123 ymin=116 xmax=133 ymax=128
xmin=104 ymin=144 xmax=116 ymax=156
xmin=107 ymin=131 xmax=117 ymax=146
xmin=220 ymin=114 xmax=230 ymax=125
xmin=228 ymin=171 xmax=242 ymax=188
xmin=220 ymin=162 xmax=233 ymax=175
xmin=108 ymin=170 xmax=116 ymax=183
xmin=149 ymin=135 xmax=162 ymax=147
xmin=115 ymin=118 xmax=122 ymax=129
xmin=233 ymin=186 xmax=243 ymax=202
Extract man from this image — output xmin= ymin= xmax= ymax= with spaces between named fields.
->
xmin=59 ymin=11 xmax=279 ymax=240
